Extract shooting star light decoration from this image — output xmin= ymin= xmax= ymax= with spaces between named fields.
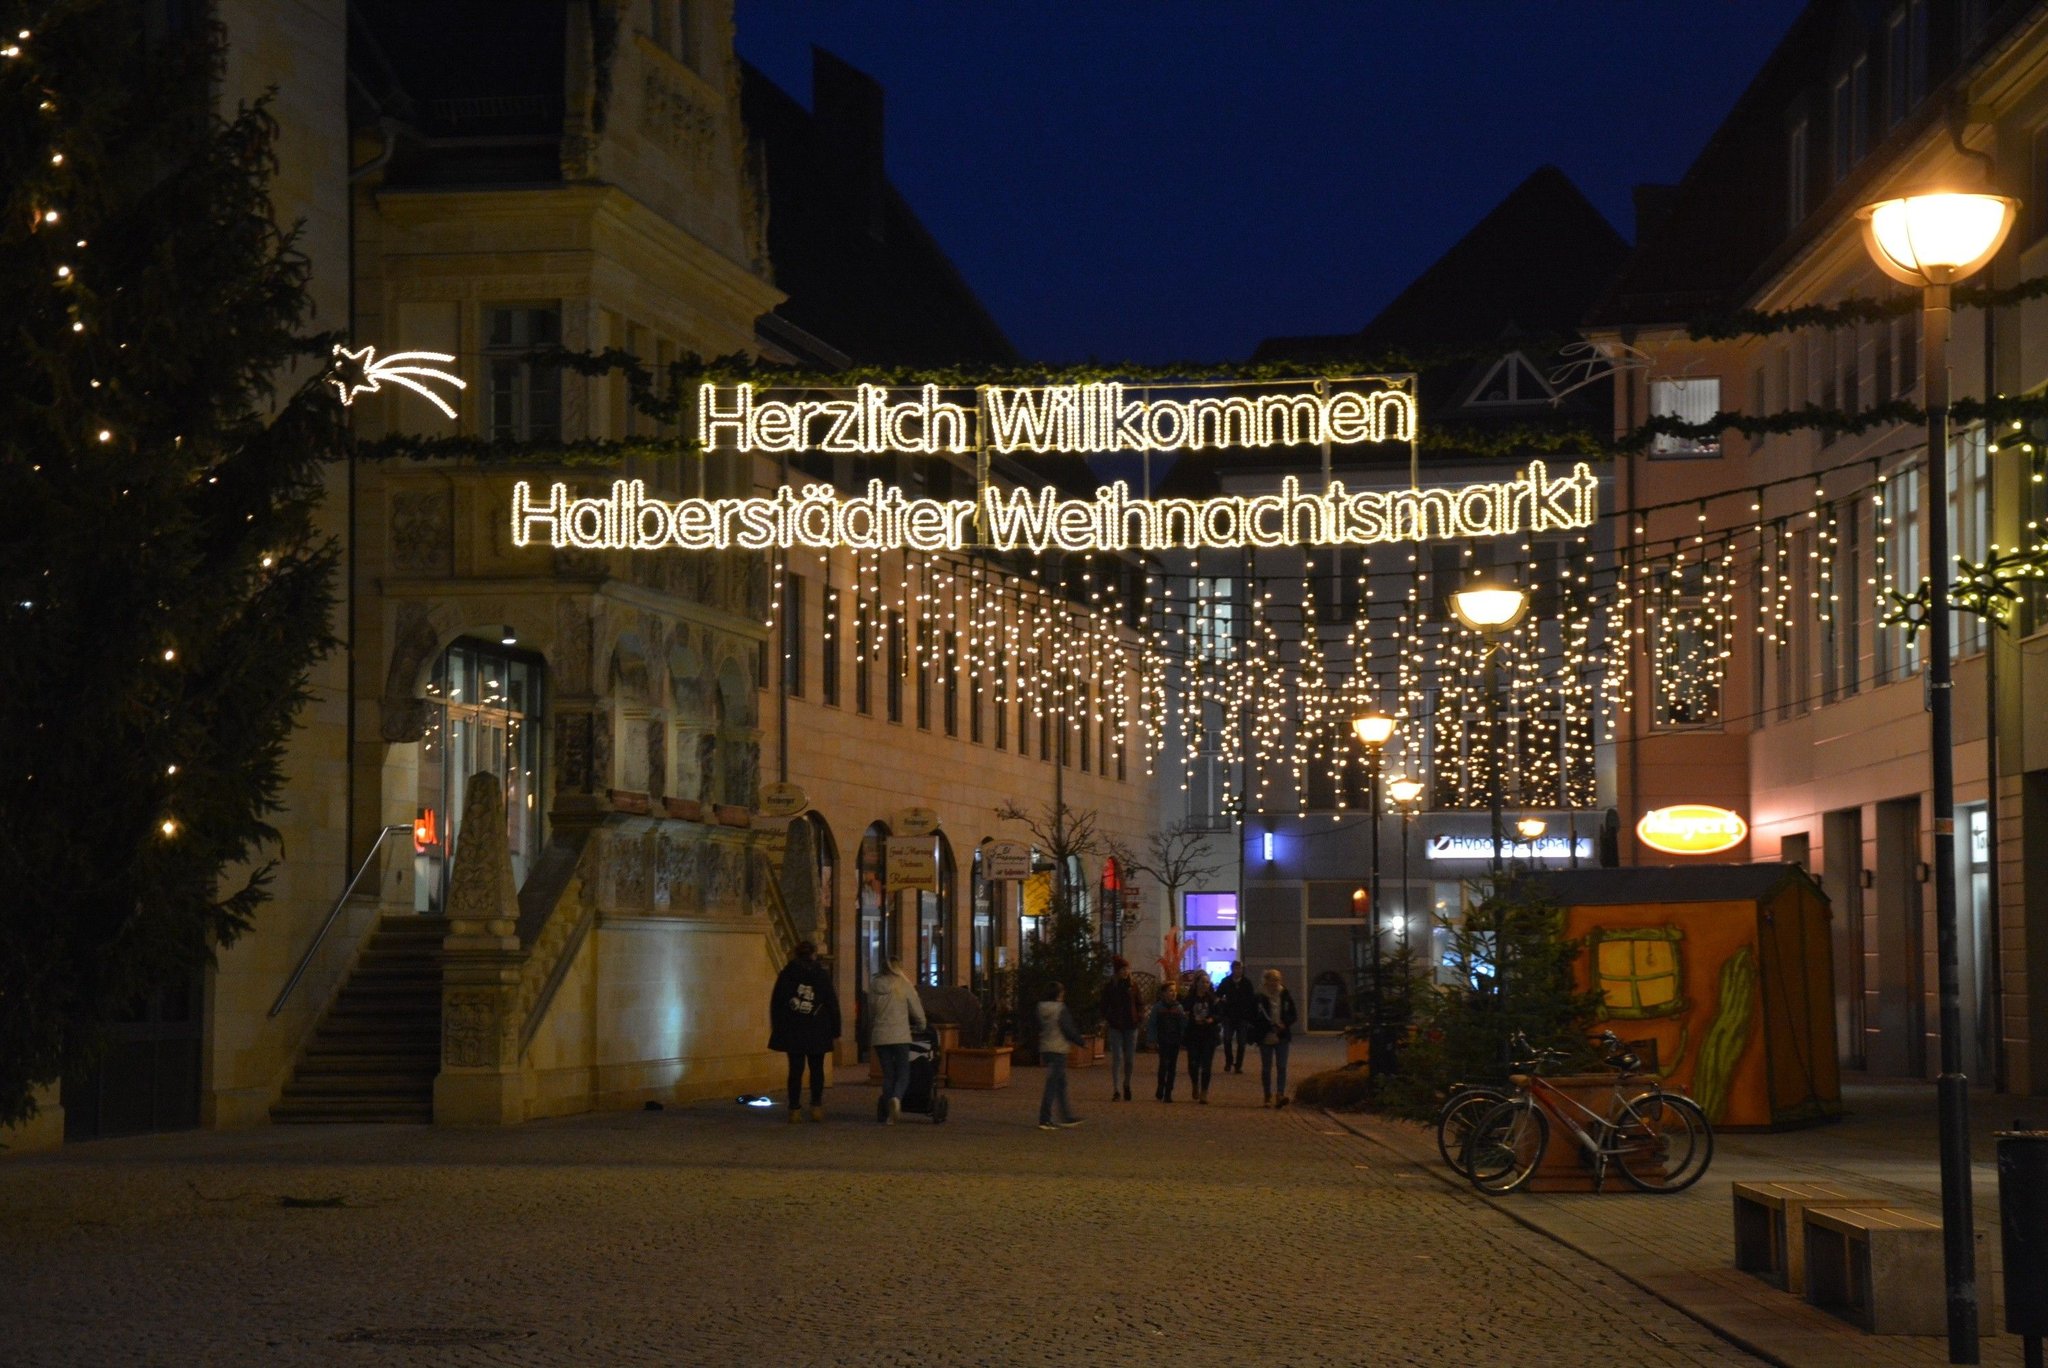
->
xmin=330 ymin=344 xmax=466 ymax=419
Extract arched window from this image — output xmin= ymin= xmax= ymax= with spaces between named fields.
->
xmin=856 ymin=822 xmax=896 ymax=990
xmin=414 ymin=636 xmax=545 ymax=915
xmin=971 ymin=841 xmax=996 ymax=994
xmin=917 ymin=833 xmax=956 ymax=987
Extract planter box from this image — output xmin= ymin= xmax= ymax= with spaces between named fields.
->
xmin=1525 ymin=1075 xmax=1649 ymax=1194
xmin=1345 ymin=1036 xmax=1372 ymax=1066
xmin=1065 ymin=1044 xmax=1093 ymax=1069
xmin=1090 ymin=1032 xmax=1106 ymax=1061
xmin=714 ymin=804 xmax=752 ymax=828
xmin=948 ymin=1046 xmax=1012 ymax=1090
xmin=662 ymin=796 xmax=704 ymax=822
xmin=608 ymin=788 xmax=651 ymax=815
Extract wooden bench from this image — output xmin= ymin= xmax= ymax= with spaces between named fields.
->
xmin=1803 ymin=1206 xmax=1946 ymax=1334
xmin=1731 ymin=1181 xmax=1896 ymax=1294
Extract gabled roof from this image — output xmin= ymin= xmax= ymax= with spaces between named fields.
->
xmin=1252 ymin=166 xmax=1627 ymax=361
xmin=1527 ymin=863 xmax=1824 ymax=907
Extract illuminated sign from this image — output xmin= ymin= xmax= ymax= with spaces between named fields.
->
xmin=1635 ymin=805 xmax=1748 ymax=856
xmin=698 ymin=380 xmax=1416 ymax=456
xmin=510 ymin=462 xmax=1598 ymax=555
xmin=1425 ymin=834 xmax=1596 ymax=862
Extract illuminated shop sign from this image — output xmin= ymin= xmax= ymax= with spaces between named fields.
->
xmin=1635 ymin=805 xmax=1748 ymax=856
xmin=698 ymin=381 xmax=1416 ymax=456
xmin=1425 ymin=834 xmax=1596 ymax=862
xmin=510 ymin=462 xmax=1599 ymax=555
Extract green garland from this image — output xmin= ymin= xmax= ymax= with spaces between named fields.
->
xmin=1687 ymin=271 xmax=2048 ymax=341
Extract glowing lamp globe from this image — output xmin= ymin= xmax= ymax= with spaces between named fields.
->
xmin=1516 ymin=817 xmax=1547 ymax=840
xmin=1449 ymin=583 xmax=1529 ymax=633
xmin=1857 ymin=192 xmax=2017 ymax=286
xmin=1388 ymin=777 xmax=1425 ymax=806
xmin=1351 ymin=712 xmax=1397 ymax=748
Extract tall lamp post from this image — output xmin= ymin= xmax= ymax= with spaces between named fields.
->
xmin=1449 ymin=583 xmax=1530 ymax=878
xmin=1857 ymin=188 xmax=2017 ymax=1366
xmin=1390 ymin=776 xmax=1425 ymax=1003
xmin=1351 ymin=710 xmax=1397 ymax=1073
xmin=1517 ymin=816 xmax=1548 ymax=871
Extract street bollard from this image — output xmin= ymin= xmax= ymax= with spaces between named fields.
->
xmin=1995 ymin=1127 xmax=2048 ymax=1368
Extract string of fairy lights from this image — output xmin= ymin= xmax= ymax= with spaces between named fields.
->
xmin=743 ymin=418 xmax=2048 ymax=822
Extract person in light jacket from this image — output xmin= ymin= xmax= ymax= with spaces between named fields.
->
xmin=1036 ymin=983 xmax=1087 ymax=1130
xmin=767 ymin=940 xmax=840 ymax=1123
xmin=1252 ymin=968 xmax=1300 ymax=1108
xmin=866 ymin=959 xmax=927 ymax=1125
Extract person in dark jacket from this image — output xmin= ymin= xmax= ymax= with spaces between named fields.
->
xmin=1251 ymin=968 xmax=1300 ymax=1108
xmin=1098 ymin=956 xmax=1145 ymax=1101
xmin=768 ymin=941 xmax=841 ymax=1122
xmin=1181 ymin=974 xmax=1222 ymax=1103
xmin=1217 ymin=960 xmax=1257 ymax=1073
xmin=1147 ymin=981 xmax=1187 ymax=1101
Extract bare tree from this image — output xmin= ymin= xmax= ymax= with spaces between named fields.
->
xmin=993 ymin=799 xmax=1102 ymax=906
xmin=1106 ymin=819 xmax=1224 ymax=938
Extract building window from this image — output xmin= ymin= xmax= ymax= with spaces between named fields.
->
xmin=1649 ymin=377 xmax=1721 ymax=457
xmin=1876 ymin=468 xmax=1922 ymax=684
xmin=1192 ymin=577 xmax=1235 ymax=659
xmin=854 ymin=599 xmax=873 ymax=716
xmin=1786 ymin=118 xmax=1809 ymax=230
xmin=821 ymin=579 xmax=841 ymax=707
xmin=915 ymin=616 xmax=932 ymax=731
xmin=780 ymin=575 xmax=805 ymax=699
xmin=1948 ymin=427 xmax=1990 ymax=657
xmin=1651 ymin=558 xmax=1722 ymax=728
xmin=993 ymin=647 xmax=1008 ymax=750
xmin=1832 ymin=57 xmax=1868 ymax=181
xmin=944 ymin=630 xmax=960 ymax=737
xmin=886 ymin=609 xmax=905 ymax=724
xmin=485 ymin=305 xmax=562 ymax=443
xmin=966 ymin=635 xmax=981 ymax=743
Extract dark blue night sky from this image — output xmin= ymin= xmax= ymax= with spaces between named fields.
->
xmin=736 ymin=3 xmax=1808 ymax=364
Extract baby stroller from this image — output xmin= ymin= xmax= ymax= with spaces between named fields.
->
xmin=878 ymin=1025 xmax=950 ymax=1124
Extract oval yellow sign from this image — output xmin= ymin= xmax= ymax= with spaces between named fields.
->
xmin=1636 ymin=804 xmax=1748 ymax=856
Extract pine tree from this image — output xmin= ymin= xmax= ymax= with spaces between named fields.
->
xmin=1379 ymin=876 xmax=1606 ymax=1119
xmin=0 ymin=5 xmax=343 ymax=1126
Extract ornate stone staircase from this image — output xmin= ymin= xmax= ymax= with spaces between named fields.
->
xmin=270 ymin=915 xmax=447 ymax=1124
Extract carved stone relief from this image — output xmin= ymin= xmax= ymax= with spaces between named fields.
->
xmin=390 ymin=490 xmax=453 ymax=575
xmin=642 ymin=67 xmax=717 ymax=165
xmin=444 ymin=993 xmax=500 ymax=1069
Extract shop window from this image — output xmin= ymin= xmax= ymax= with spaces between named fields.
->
xmin=1589 ymin=926 xmax=1689 ymax=1020
xmin=1650 ymin=377 xmax=1721 ymax=458
xmin=415 ymin=637 xmax=546 ymax=916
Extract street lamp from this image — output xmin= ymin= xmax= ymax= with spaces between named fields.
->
xmin=1389 ymin=776 xmax=1425 ymax=1002
xmin=1449 ymin=582 xmax=1530 ymax=877
xmin=1351 ymin=710 xmax=1397 ymax=1075
xmin=1857 ymin=187 xmax=2017 ymax=1366
xmin=1516 ymin=816 xmax=1547 ymax=872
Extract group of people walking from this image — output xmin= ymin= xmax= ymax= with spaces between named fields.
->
xmin=1090 ymin=958 xmax=1296 ymax=1103
xmin=770 ymin=940 xmax=1301 ymax=1133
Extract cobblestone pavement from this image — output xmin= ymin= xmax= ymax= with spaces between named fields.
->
xmin=0 ymin=1037 xmax=1763 ymax=1367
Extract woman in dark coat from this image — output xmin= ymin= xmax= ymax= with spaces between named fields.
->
xmin=769 ymin=941 xmax=841 ymax=1122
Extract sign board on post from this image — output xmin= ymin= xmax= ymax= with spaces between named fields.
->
xmin=884 ymin=835 xmax=939 ymax=893
xmin=984 ymin=840 xmax=1031 ymax=881
xmin=894 ymin=807 xmax=940 ymax=838
xmin=758 ymin=782 xmax=808 ymax=818
xmin=1635 ymin=805 xmax=1748 ymax=856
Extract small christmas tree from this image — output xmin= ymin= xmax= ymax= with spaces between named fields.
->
xmin=1379 ymin=876 xmax=1606 ymax=1120
xmin=0 ymin=7 xmax=344 ymax=1126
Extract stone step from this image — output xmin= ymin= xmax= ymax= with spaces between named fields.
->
xmin=281 ymin=1073 xmax=435 ymax=1095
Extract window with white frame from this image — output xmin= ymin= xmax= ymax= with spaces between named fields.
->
xmin=1649 ymin=377 xmax=1721 ymax=457
xmin=1787 ymin=119 xmax=1809 ymax=230
xmin=1191 ymin=576 xmax=1236 ymax=659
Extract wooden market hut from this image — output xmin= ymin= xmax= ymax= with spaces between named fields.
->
xmin=1528 ymin=865 xmax=1840 ymax=1130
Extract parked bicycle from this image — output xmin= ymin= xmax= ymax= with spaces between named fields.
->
xmin=1463 ymin=1030 xmax=1713 ymax=1195
xmin=1435 ymin=1083 xmax=1510 ymax=1177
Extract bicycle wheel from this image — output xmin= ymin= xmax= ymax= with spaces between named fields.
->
xmin=1611 ymin=1092 xmax=1713 ymax=1193
xmin=1465 ymin=1098 xmax=1548 ymax=1195
xmin=1435 ymin=1087 xmax=1507 ymax=1175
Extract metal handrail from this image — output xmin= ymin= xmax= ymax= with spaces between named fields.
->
xmin=268 ymin=824 xmax=413 ymax=1018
